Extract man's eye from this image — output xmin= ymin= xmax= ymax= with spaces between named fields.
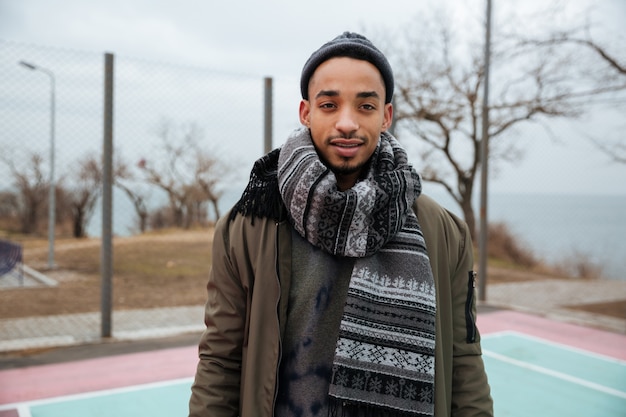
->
xmin=361 ymin=104 xmax=376 ymax=110
xmin=320 ymin=103 xmax=335 ymax=109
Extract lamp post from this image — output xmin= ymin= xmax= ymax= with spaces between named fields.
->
xmin=19 ymin=60 xmax=56 ymax=269
xmin=478 ymin=0 xmax=492 ymax=301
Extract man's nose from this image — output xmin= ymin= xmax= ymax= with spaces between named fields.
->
xmin=335 ymin=108 xmax=358 ymax=135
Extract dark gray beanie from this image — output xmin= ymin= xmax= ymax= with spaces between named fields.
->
xmin=300 ymin=32 xmax=394 ymax=103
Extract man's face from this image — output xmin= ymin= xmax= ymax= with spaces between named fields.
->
xmin=299 ymin=57 xmax=392 ymax=191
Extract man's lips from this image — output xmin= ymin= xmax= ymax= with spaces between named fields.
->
xmin=330 ymin=138 xmax=362 ymax=146
xmin=330 ymin=138 xmax=363 ymax=158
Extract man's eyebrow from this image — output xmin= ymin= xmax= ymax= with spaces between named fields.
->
xmin=315 ymin=90 xmax=339 ymax=99
xmin=357 ymin=91 xmax=380 ymax=99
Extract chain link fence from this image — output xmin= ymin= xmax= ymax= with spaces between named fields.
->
xmin=0 ymin=39 xmax=302 ymax=344
xmin=1 ymin=39 xmax=278 ymax=239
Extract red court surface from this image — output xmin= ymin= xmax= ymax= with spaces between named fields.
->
xmin=1 ymin=309 xmax=624 ymax=406
xmin=0 ymin=344 xmax=198 ymax=404
xmin=477 ymin=310 xmax=626 ymax=361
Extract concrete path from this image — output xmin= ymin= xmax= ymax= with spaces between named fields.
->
xmin=1 ymin=273 xmax=625 ymax=354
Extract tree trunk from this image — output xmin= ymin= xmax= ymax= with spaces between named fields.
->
xmin=73 ymin=208 xmax=85 ymax=238
xmin=139 ymin=213 xmax=148 ymax=233
xmin=461 ymin=200 xmax=477 ymax=243
xmin=210 ymin=197 xmax=220 ymax=222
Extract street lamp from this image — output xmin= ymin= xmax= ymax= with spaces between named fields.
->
xmin=19 ymin=60 xmax=56 ymax=269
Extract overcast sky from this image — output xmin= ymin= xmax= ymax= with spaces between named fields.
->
xmin=1 ymin=0 xmax=625 ymax=196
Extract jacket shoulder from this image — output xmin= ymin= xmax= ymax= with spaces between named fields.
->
xmin=414 ymin=194 xmax=467 ymax=229
xmin=413 ymin=194 xmax=471 ymax=258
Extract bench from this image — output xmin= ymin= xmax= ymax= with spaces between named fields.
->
xmin=0 ymin=239 xmax=24 ymax=281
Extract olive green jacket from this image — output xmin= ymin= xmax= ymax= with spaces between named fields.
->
xmin=189 ymin=194 xmax=493 ymax=416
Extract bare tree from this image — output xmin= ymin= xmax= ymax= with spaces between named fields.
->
xmin=518 ymin=26 xmax=626 ymax=164
xmin=519 ymin=29 xmax=625 ymax=76
xmin=591 ymin=139 xmax=626 ymax=164
xmin=138 ymin=119 xmax=228 ymax=229
xmin=379 ymin=7 xmax=626 ymax=239
xmin=0 ymin=151 xmax=49 ymax=234
xmin=65 ymin=154 xmax=102 ymax=238
xmin=0 ymin=192 xmax=18 ymax=220
xmin=114 ymin=155 xmax=151 ymax=233
xmin=194 ymin=149 xmax=224 ymax=221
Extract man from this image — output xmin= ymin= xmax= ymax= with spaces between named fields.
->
xmin=189 ymin=32 xmax=493 ymax=417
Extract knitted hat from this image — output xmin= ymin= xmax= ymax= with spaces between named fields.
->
xmin=300 ymin=32 xmax=394 ymax=103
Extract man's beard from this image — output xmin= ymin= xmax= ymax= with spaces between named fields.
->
xmin=317 ymin=152 xmax=374 ymax=182
xmin=331 ymin=158 xmax=367 ymax=177
xmin=315 ymin=133 xmax=373 ymax=179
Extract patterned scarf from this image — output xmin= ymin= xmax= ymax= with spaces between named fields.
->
xmin=277 ymin=128 xmax=436 ymax=416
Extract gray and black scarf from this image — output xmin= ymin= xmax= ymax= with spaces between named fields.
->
xmin=233 ymin=128 xmax=436 ymax=416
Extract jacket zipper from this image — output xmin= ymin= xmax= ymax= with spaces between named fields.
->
xmin=465 ymin=271 xmax=477 ymax=343
xmin=272 ymin=220 xmax=282 ymax=414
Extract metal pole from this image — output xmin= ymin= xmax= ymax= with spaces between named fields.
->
xmin=263 ymin=77 xmax=273 ymax=154
xmin=101 ymin=52 xmax=114 ymax=338
xmin=47 ymin=71 xmax=56 ymax=269
xmin=478 ymin=0 xmax=492 ymax=302
xmin=18 ymin=61 xmax=56 ymax=269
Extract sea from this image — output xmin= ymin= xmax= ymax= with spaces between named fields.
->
xmin=88 ymin=188 xmax=626 ymax=281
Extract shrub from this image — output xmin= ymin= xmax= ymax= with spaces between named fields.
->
xmin=487 ymin=222 xmax=538 ymax=268
xmin=553 ymin=250 xmax=604 ymax=280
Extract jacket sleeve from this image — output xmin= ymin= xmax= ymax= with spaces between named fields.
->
xmin=449 ymin=217 xmax=494 ymax=417
xmin=189 ymin=215 xmax=245 ymax=417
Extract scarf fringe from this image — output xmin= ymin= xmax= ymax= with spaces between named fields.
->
xmin=229 ymin=148 xmax=285 ymax=223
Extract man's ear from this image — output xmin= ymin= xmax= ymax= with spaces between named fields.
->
xmin=299 ymin=100 xmax=311 ymax=127
xmin=382 ymin=102 xmax=393 ymax=131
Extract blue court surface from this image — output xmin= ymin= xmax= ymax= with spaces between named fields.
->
xmin=4 ymin=378 xmax=194 ymax=417
xmin=2 ymin=331 xmax=625 ymax=416
xmin=482 ymin=331 xmax=626 ymax=417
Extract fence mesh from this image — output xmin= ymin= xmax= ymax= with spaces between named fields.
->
xmin=0 ymin=39 xmax=295 ymax=344
xmin=1 ymin=39 xmax=275 ymax=237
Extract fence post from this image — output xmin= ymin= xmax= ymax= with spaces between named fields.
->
xmin=101 ymin=52 xmax=114 ymax=338
xmin=264 ymin=77 xmax=273 ymax=154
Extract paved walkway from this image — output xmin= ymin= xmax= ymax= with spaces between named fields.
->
xmin=1 ymin=273 xmax=625 ymax=354
xmin=485 ymin=277 xmax=626 ymax=334
xmin=0 ymin=306 xmax=205 ymax=353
